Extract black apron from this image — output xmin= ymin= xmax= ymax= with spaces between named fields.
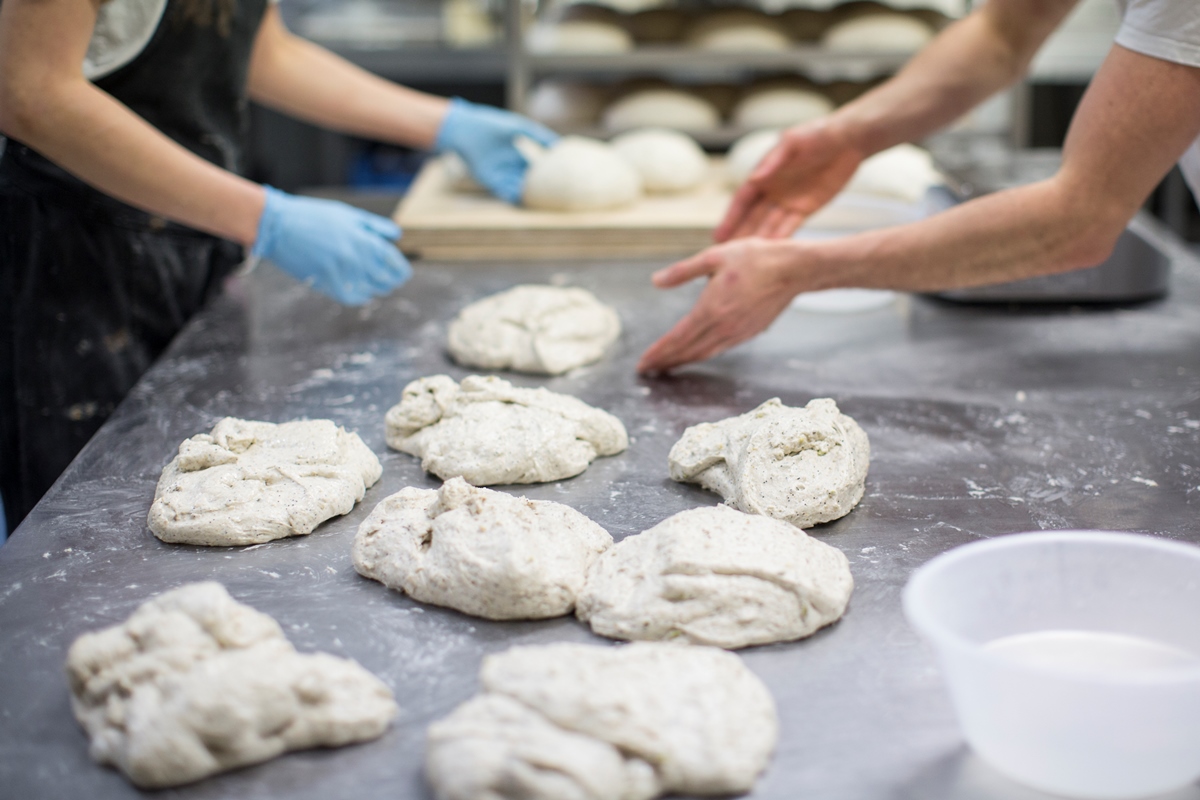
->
xmin=0 ymin=0 xmax=268 ymax=531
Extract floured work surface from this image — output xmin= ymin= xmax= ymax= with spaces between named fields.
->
xmin=394 ymin=157 xmax=928 ymax=261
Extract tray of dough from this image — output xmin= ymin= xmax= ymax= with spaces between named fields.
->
xmin=393 ymin=155 xmax=932 ymax=262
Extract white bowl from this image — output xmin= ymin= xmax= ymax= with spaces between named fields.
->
xmin=903 ymin=531 xmax=1200 ymax=799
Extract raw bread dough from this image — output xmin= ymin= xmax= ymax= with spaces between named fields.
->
xmin=726 ymin=128 xmax=781 ymax=187
xmin=611 ymin=128 xmax=709 ymax=194
xmin=577 ymin=504 xmax=853 ymax=648
xmin=821 ymin=12 xmax=934 ymax=52
xmin=527 ymin=80 xmax=609 ymax=128
xmin=447 ymin=284 xmax=621 ymax=375
xmin=385 ymin=374 xmax=628 ymax=485
xmin=669 ymin=397 xmax=869 ymax=528
xmin=66 ymin=582 xmax=396 ymax=789
xmin=846 ymin=143 xmax=941 ymax=203
xmin=523 ymin=136 xmax=643 ymax=211
xmin=426 ymin=642 xmax=778 ymax=800
xmin=685 ymin=10 xmax=792 ymax=51
xmin=441 ymin=152 xmax=483 ymax=193
xmin=603 ymin=89 xmax=722 ymax=133
xmin=353 ymin=477 xmax=612 ymax=619
xmin=526 ymin=20 xmax=634 ymax=53
xmin=732 ymin=87 xmax=833 ymax=129
xmin=147 ymin=418 xmax=382 ymax=546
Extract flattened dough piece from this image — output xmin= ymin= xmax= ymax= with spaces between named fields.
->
xmin=66 ymin=582 xmax=396 ymax=789
xmin=148 ymin=418 xmax=383 ymax=546
xmin=578 ymin=505 xmax=853 ymax=648
xmin=669 ymin=397 xmax=869 ymax=528
xmin=353 ymin=477 xmax=613 ymax=619
xmin=385 ymin=375 xmax=628 ymax=485
xmin=447 ymin=284 xmax=621 ymax=375
xmin=426 ymin=642 xmax=777 ymax=799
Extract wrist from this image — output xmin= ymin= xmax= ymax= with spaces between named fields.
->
xmin=235 ymin=183 xmax=269 ymax=251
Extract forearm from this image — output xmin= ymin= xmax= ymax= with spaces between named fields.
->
xmin=247 ymin=10 xmax=448 ymax=150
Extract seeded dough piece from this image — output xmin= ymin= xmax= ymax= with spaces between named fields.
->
xmin=426 ymin=642 xmax=778 ymax=800
xmin=353 ymin=477 xmax=612 ymax=619
xmin=523 ymin=136 xmax=643 ymax=212
xmin=668 ymin=397 xmax=869 ymax=528
xmin=603 ymin=89 xmax=722 ymax=133
xmin=578 ymin=505 xmax=853 ymax=648
xmin=732 ymin=87 xmax=833 ymax=129
xmin=447 ymin=284 xmax=620 ymax=375
xmin=147 ymin=418 xmax=382 ymax=546
xmin=821 ymin=12 xmax=935 ymax=52
xmin=611 ymin=128 xmax=709 ymax=194
xmin=385 ymin=374 xmax=628 ymax=485
xmin=526 ymin=20 xmax=634 ymax=53
xmin=726 ymin=128 xmax=781 ymax=187
xmin=685 ymin=10 xmax=792 ymax=51
xmin=66 ymin=583 xmax=396 ymax=789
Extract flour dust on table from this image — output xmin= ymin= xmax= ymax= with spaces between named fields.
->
xmin=147 ymin=417 xmax=382 ymax=546
xmin=353 ymin=477 xmax=612 ymax=619
xmin=447 ymin=284 xmax=621 ymax=375
xmin=385 ymin=374 xmax=628 ymax=485
xmin=669 ymin=397 xmax=870 ymax=528
xmin=66 ymin=583 xmax=396 ymax=789
xmin=577 ymin=505 xmax=853 ymax=649
xmin=426 ymin=641 xmax=778 ymax=800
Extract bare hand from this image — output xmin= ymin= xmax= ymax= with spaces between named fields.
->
xmin=716 ymin=119 xmax=865 ymax=243
xmin=637 ymin=238 xmax=805 ymax=374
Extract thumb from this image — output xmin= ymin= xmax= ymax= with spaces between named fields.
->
xmin=652 ymin=250 xmax=721 ymax=288
xmin=519 ymin=120 xmax=560 ymax=148
xmin=358 ymin=212 xmax=402 ymax=241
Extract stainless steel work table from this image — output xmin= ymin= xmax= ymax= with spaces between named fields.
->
xmin=4 ymin=216 xmax=1200 ymax=800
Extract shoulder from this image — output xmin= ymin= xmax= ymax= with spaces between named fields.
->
xmin=84 ymin=0 xmax=168 ymax=80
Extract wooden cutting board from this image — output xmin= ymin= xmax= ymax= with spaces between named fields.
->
xmin=393 ymin=156 xmax=926 ymax=261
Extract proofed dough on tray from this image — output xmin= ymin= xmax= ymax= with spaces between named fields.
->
xmin=65 ymin=582 xmax=396 ymax=789
xmin=577 ymin=504 xmax=853 ymax=649
xmin=385 ymin=374 xmax=628 ymax=485
xmin=147 ymin=417 xmax=382 ymax=546
xmin=353 ymin=477 xmax=612 ymax=619
xmin=447 ymin=284 xmax=620 ymax=375
xmin=669 ymin=397 xmax=869 ymax=528
xmin=425 ymin=642 xmax=778 ymax=800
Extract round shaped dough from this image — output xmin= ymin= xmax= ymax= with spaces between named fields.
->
xmin=602 ymin=88 xmax=722 ymax=132
xmin=685 ymin=10 xmax=792 ymax=51
xmin=668 ymin=397 xmax=870 ymax=528
xmin=353 ymin=478 xmax=613 ymax=620
xmin=846 ymin=143 xmax=941 ymax=202
xmin=526 ymin=80 xmax=608 ymax=128
xmin=526 ymin=20 xmax=634 ymax=53
xmin=610 ymin=128 xmax=708 ymax=194
xmin=577 ymin=504 xmax=854 ymax=648
xmin=732 ymin=86 xmax=833 ymax=129
xmin=447 ymin=284 xmax=621 ymax=375
xmin=726 ymin=128 xmax=781 ymax=187
xmin=821 ymin=12 xmax=935 ymax=52
xmin=523 ymin=136 xmax=643 ymax=211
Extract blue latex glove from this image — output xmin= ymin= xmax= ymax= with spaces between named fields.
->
xmin=435 ymin=98 xmax=559 ymax=204
xmin=251 ymin=186 xmax=412 ymax=305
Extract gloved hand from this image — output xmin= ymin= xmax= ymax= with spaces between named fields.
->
xmin=251 ymin=186 xmax=412 ymax=305
xmin=435 ymin=97 xmax=559 ymax=204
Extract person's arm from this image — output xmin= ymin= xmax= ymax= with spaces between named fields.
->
xmin=0 ymin=0 xmax=264 ymax=245
xmin=639 ymin=44 xmax=1200 ymax=373
xmin=717 ymin=0 xmax=1081 ymax=242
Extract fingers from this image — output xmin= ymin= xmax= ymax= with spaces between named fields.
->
xmin=357 ymin=212 xmax=401 ymax=241
xmin=766 ymin=209 xmax=806 ymax=240
xmin=715 ymin=183 xmax=762 ymax=243
xmin=518 ymin=119 xmax=560 ymax=148
xmin=651 ymin=249 xmax=720 ymax=288
xmin=731 ymin=198 xmax=779 ymax=241
xmin=637 ymin=312 xmax=715 ymax=374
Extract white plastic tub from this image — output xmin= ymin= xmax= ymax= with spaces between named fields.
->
xmin=903 ymin=531 xmax=1200 ymax=799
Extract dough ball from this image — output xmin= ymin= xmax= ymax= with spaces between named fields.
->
xmin=353 ymin=478 xmax=612 ymax=620
xmin=66 ymin=583 xmax=396 ymax=789
xmin=527 ymin=20 xmax=634 ymax=54
xmin=147 ymin=418 xmax=382 ymax=546
xmin=577 ymin=504 xmax=854 ymax=649
xmin=781 ymin=8 xmax=832 ymax=41
xmin=846 ymin=142 xmax=942 ymax=202
xmin=426 ymin=642 xmax=778 ymax=799
xmin=732 ymin=86 xmax=833 ymax=129
xmin=441 ymin=152 xmax=483 ymax=193
xmin=385 ymin=374 xmax=629 ymax=485
xmin=726 ymin=128 xmax=781 ymax=187
xmin=821 ymin=12 xmax=935 ymax=53
xmin=602 ymin=88 xmax=722 ymax=133
xmin=668 ymin=397 xmax=870 ymax=528
xmin=627 ymin=8 xmax=688 ymax=43
xmin=523 ymin=136 xmax=644 ymax=211
xmin=685 ymin=10 xmax=792 ymax=52
xmin=526 ymin=80 xmax=609 ymax=128
xmin=610 ymin=128 xmax=709 ymax=194
xmin=448 ymin=284 xmax=621 ymax=375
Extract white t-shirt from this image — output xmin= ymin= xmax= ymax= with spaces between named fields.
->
xmin=1114 ymin=0 xmax=1200 ymax=202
